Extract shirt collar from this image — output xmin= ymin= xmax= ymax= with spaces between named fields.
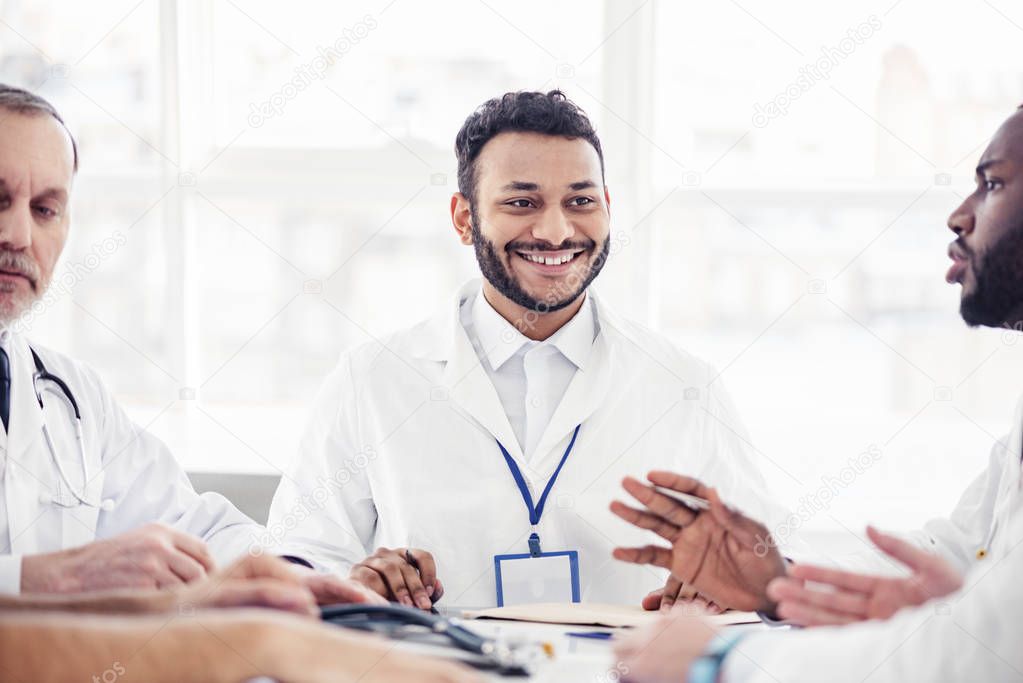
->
xmin=471 ymin=287 xmax=597 ymax=372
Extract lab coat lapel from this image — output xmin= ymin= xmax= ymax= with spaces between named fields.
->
xmin=6 ymin=334 xmax=44 ymax=473
xmin=438 ymin=283 xmax=525 ymax=464
xmin=3 ymin=334 xmax=46 ymax=554
xmin=528 ymin=298 xmax=615 ymax=474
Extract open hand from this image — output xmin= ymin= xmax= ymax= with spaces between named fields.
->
xmin=767 ymin=526 xmax=963 ymax=626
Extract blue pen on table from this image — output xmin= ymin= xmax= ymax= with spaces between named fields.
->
xmin=566 ymin=631 xmax=615 ymax=640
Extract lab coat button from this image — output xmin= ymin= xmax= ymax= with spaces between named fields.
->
xmin=976 ymin=548 xmax=988 ymax=560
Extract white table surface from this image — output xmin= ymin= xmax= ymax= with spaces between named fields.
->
xmin=389 ymin=610 xmax=770 ymax=681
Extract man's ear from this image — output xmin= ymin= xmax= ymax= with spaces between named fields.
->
xmin=450 ymin=193 xmax=474 ymax=245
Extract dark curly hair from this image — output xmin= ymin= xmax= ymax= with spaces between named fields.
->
xmin=0 ymin=84 xmax=78 ymax=171
xmin=454 ymin=90 xmax=603 ymax=204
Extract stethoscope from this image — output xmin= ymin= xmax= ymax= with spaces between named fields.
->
xmin=28 ymin=348 xmax=115 ymax=511
xmin=320 ymin=603 xmax=538 ymax=675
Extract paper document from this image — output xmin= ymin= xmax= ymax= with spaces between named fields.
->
xmin=461 ymin=602 xmax=761 ymax=628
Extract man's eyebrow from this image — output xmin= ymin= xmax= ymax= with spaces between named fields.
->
xmin=501 ymin=181 xmax=539 ymax=192
xmin=976 ymin=159 xmax=1007 ymax=176
xmin=34 ymin=187 xmax=68 ymax=203
xmin=568 ymin=180 xmax=598 ymax=191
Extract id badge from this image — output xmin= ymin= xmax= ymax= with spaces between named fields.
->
xmin=494 ymin=550 xmax=580 ymax=607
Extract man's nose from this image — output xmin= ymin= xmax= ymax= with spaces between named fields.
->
xmin=532 ymin=207 xmax=574 ymax=246
xmin=947 ymin=199 xmax=974 ymax=238
xmin=0 ymin=205 xmax=33 ymax=251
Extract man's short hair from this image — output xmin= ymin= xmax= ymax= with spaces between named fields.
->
xmin=0 ymin=84 xmax=78 ymax=172
xmin=454 ymin=90 xmax=603 ymax=203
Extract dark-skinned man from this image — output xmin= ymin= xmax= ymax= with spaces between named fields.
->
xmin=609 ymin=104 xmax=1023 ymax=683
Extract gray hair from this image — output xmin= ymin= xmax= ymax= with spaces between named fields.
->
xmin=0 ymin=84 xmax=78 ymax=171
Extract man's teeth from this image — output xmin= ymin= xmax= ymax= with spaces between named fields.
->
xmin=521 ymin=252 xmax=578 ymax=265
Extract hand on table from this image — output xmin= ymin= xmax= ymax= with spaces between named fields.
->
xmin=175 ymin=554 xmax=386 ymax=616
xmin=350 ymin=547 xmax=443 ymax=610
xmin=22 ymin=522 xmax=215 ymax=593
xmin=611 ymin=471 xmax=786 ymax=613
xmin=767 ymin=526 xmax=963 ymax=626
xmin=641 ymin=574 xmax=723 ymax=614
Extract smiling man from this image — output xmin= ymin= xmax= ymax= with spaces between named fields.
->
xmin=270 ymin=90 xmax=790 ymax=610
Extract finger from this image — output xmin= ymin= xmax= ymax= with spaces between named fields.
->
xmin=787 ymin=564 xmax=878 ymax=595
xmin=767 ymin=577 xmax=869 ymax=618
xmin=612 ymin=545 xmax=673 ymax=570
xmin=165 ymin=549 xmax=207 ymax=584
xmin=609 ymin=500 xmax=682 ymax=541
xmin=645 ymin=471 xmax=713 ymax=498
xmin=672 ymin=594 xmax=710 ymax=616
xmin=168 ymin=530 xmax=216 ymax=574
xmin=641 ymin=588 xmax=664 ymax=611
xmin=704 ymin=600 xmax=723 ymax=615
xmin=659 ymin=575 xmax=684 ymax=613
xmin=364 ymin=557 xmax=420 ymax=608
xmin=866 ymin=526 xmax=936 ymax=573
xmin=350 ymin=566 xmax=389 ymax=597
xmin=776 ymin=599 xmax=861 ymax=627
xmin=406 ymin=549 xmax=439 ymax=599
xmin=396 ymin=560 xmax=434 ymax=610
xmin=306 ymin=574 xmax=388 ymax=606
xmin=431 ymin=577 xmax=445 ymax=602
xmin=621 ymin=477 xmax=697 ymax=528
xmin=147 ymin=562 xmax=185 ymax=589
xmin=206 ymin=579 xmax=317 ymax=616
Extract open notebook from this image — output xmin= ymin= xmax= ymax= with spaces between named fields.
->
xmin=461 ymin=602 xmax=762 ymax=628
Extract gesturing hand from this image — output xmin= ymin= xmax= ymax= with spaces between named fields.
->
xmin=350 ymin=547 xmax=443 ymax=610
xmin=611 ymin=471 xmax=786 ymax=613
xmin=767 ymin=526 xmax=963 ymax=626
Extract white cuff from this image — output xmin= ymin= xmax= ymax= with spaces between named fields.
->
xmin=0 ymin=554 xmax=23 ymax=594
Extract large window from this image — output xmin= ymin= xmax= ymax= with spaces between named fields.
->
xmin=1 ymin=0 xmax=1021 ymax=541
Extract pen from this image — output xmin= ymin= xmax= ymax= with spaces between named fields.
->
xmin=652 ymin=486 xmax=710 ymax=511
xmin=566 ymin=631 xmax=614 ymax=640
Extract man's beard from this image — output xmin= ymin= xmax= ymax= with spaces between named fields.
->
xmin=959 ymin=218 xmax=1023 ymax=328
xmin=0 ymin=249 xmax=42 ymax=324
xmin=469 ymin=204 xmax=610 ymax=313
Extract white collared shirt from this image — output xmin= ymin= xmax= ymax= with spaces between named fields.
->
xmin=461 ymin=288 xmax=597 ymax=463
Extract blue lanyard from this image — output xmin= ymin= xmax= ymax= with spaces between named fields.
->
xmin=495 ymin=424 xmax=581 ymax=556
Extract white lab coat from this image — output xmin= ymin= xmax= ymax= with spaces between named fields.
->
xmin=270 ymin=280 xmax=790 ymax=608
xmin=831 ymin=395 xmax=1023 ymax=579
xmin=0 ymin=331 xmax=264 ymax=593
xmin=725 ymin=396 xmax=1023 ymax=682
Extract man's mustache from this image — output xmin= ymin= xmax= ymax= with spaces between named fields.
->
xmin=505 ymin=240 xmax=595 ymax=252
xmin=0 ymin=249 xmax=40 ymax=289
xmin=950 ymin=239 xmax=974 ymax=262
